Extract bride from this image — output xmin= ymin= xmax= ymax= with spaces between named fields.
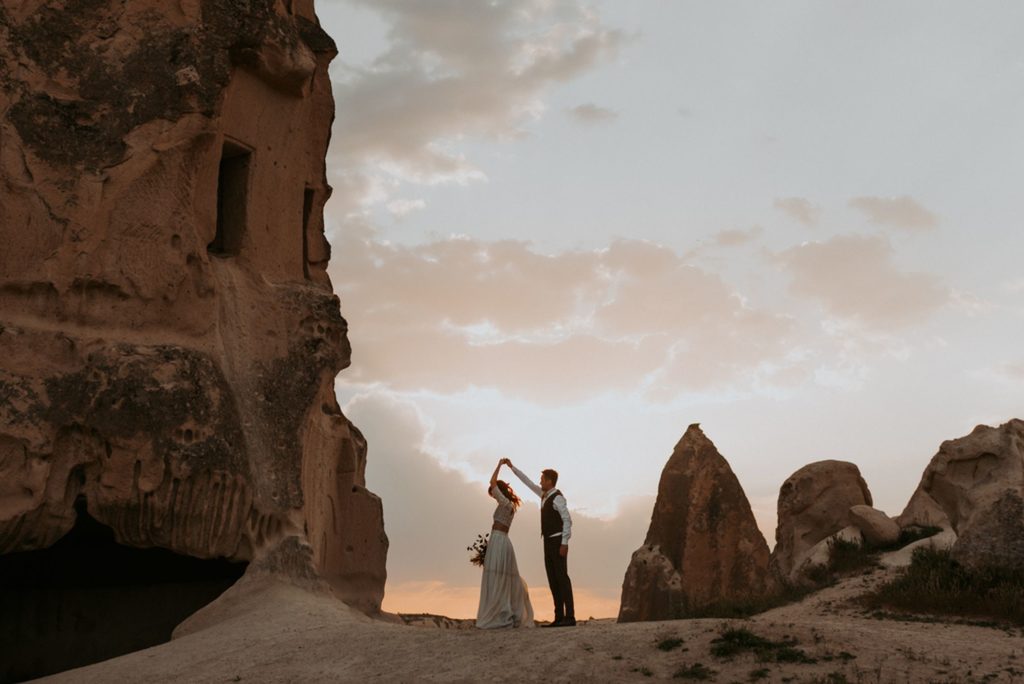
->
xmin=475 ymin=459 xmax=535 ymax=629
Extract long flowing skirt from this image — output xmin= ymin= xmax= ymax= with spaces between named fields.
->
xmin=475 ymin=530 xmax=535 ymax=629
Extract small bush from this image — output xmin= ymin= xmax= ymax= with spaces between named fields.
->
xmin=710 ymin=627 xmax=814 ymax=664
xmin=863 ymin=547 xmax=1024 ymax=625
xmin=657 ymin=637 xmax=685 ymax=652
xmin=773 ymin=646 xmax=816 ymax=664
xmin=710 ymin=628 xmax=781 ymax=658
xmin=826 ymin=537 xmax=876 ymax=575
xmin=673 ymin=663 xmax=716 ymax=680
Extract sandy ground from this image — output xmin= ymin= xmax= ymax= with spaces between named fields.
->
xmin=36 ymin=566 xmax=1024 ymax=684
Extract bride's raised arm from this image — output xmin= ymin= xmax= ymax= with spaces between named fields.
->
xmin=489 ymin=460 xmax=503 ymax=489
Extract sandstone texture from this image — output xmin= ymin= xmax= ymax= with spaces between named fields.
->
xmin=848 ymin=504 xmax=900 ymax=546
xmin=0 ymin=0 xmax=385 ymax=610
xmin=618 ymin=424 xmax=773 ymax=622
xmin=899 ymin=420 xmax=1024 ymax=569
xmin=770 ymin=460 xmax=872 ymax=584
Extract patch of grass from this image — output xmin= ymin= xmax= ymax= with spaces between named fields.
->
xmin=748 ymin=667 xmax=771 ymax=681
xmin=612 ymin=655 xmax=623 ymax=661
xmin=825 ymin=537 xmax=877 ymax=575
xmin=808 ymin=674 xmax=849 ymax=684
xmin=657 ymin=637 xmax=685 ymax=652
xmin=673 ymin=663 xmax=716 ymax=680
xmin=710 ymin=628 xmax=781 ymax=658
xmin=632 ymin=666 xmax=654 ymax=677
xmin=805 ymin=525 xmax=945 ymax=586
xmin=863 ymin=547 xmax=1024 ymax=626
xmin=710 ymin=627 xmax=815 ymax=664
xmin=773 ymin=646 xmax=816 ymax=664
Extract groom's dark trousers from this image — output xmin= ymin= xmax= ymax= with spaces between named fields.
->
xmin=543 ymin=535 xmax=574 ymax=622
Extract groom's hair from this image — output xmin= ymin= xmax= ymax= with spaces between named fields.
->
xmin=542 ymin=469 xmax=559 ymax=486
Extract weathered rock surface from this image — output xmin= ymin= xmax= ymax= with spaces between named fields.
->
xmin=849 ymin=505 xmax=900 ymax=546
xmin=618 ymin=424 xmax=773 ymax=622
xmin=898 ymin=419 xmax=1024 ymax=569
xmin=770 ymin=460 xmax=872 ymax=584
xmin=0 ymin=0 xmax=385 ymax=610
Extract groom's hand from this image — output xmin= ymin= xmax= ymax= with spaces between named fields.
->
xmin=559 ymin=544 xmax=568 ymax=558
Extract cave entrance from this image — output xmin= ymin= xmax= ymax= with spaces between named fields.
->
xmin=207 ymin=138 xmax=252 ymax=257
xmin=0 ymin=499 xmax=247 ymax=683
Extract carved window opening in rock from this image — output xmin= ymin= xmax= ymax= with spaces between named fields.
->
xmin=207 ymin=139 xmax=253 ymax=257
xmin=0 ymin=499 xmax=247 ymax=683
xmin=302 ymin=186 xmax=315 ymax=279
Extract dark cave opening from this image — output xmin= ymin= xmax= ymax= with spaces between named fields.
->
xmin=0 ymin=499 xmax=247 ymax=683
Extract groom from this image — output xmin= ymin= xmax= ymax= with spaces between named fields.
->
xmin=501 ymin=458 xmax=575 ymax=627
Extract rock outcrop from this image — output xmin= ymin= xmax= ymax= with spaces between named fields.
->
xmin=769 ymin=460 xmax=872 ymax=583
xmin=0 ymin=2 xmax=386 ymax=678
xmin=899 ymin=419 xmax=1024 ymax=570
xmin=618 ymin=424 xmax=773 ymax=622
xmin=849 ymin=505 xmax=900 ymax=546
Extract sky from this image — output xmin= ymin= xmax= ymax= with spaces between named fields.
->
xmin=316 ymin=0 xmax=1024 ymax=620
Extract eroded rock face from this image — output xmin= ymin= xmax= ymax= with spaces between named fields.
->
xmin=849 ymin=505 xmax=900 ymax=547
xmin=0 ymin=0 xmax=386 ymax=613
xmin=899 ymin=419 xmax=1024 ymax=570
xmin=769 ymin=460 xmax=871 ymax=584
xmin=618 ymin=424 xmax=773 ymax=622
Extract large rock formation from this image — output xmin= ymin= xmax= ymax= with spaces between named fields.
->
xmin=769 ymin=460 xmax=872 ymax=583
xmin=848 ymin=504 xmax=900 ymax=546
xmin=618 ymin=424 xmax=773 ymax=622
xmin=0 ymin=1 xmax=386 ymax=679
xmin=898 ymin=419 xmax=1024 ymax=570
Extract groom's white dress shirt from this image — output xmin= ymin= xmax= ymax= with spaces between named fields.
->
xmin=510 ymin=465 xmax=572 ymax=545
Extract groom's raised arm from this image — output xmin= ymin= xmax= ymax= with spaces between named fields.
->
xmin=508 ymin=464 xmax=544 ymax=498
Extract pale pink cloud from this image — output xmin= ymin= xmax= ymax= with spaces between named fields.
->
xmin=713 ymin=226 xmax=764 ymax=247
xmin=849 ymin=195 xmax=938 ymax=231
xmin=774 ymin=197 xmax=821 ymax=227
xmin=567 ymin=103 xmax=618 ymax=124
xmin=773 ymin=234 xmax=948 ymax=328
xmin=330 ymin=232 xmax=799 ymax=401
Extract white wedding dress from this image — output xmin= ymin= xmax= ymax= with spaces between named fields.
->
xmin=475 ymin=485 xmax=535 ymax=629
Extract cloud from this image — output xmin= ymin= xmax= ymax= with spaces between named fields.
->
xmin=329 ymin=231 xmax=799 ymax=401
xmin=774 ymin=197 xmax=821 ymax=227
xmin=386 ymin=198 xmax=426 ymax=218
xmin=330 ymin=0 xmax=624 ymax=200
xmin=773 ymin=234 xmax=948 ymax=329
xmin=713 ymin=226 xmax=764 ymax=248
xmin=567 ymin=103 xmax=618 ymax=124
xmin=849 ymin=195 xmax=938 ymax=232
xmin=350 ymin=392 xmax=652 ymax=620
xmin=1002 ymin=362 xmax=1024 ymax=381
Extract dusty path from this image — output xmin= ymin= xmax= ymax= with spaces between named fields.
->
xmin=37 ymin=568 xmax=1024 ymax=683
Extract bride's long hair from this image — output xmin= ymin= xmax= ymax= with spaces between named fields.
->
xmin=493 ymin=480 xmax=521 ymax=510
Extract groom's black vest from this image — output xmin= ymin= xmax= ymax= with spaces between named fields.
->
xmin=541 ymin=489 xmax=563 ymax=538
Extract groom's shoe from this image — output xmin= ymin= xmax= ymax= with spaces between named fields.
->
xmin=542 ymin=617 xmax=565 ymax=628
xmin=555 ymin=618 xmax=577 ymax=627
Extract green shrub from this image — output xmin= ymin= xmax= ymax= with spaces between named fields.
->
xmin=710 ymin=627 xmax=814 ymax=664
xmin=673 ymin=663 xmax=716 ymax=680
xmin=657 ymin=637 xmax=685 ymax=652
xmin=863 ymin=547 xmax=1024 ymax=625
